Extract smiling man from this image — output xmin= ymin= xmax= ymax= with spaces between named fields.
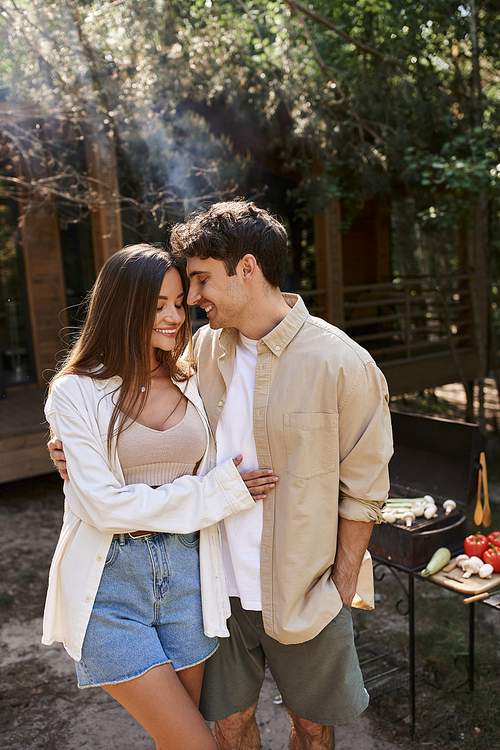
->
xmin=168 ymin=200 xmax=393 ymax=750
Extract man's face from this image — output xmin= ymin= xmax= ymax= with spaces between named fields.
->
xmin=186 ymin=256 xmax=248 ymax=330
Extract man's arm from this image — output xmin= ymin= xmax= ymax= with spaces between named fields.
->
xmin=48 ymin=437 xmax=69 ymax=480
xmin=332 ymin=517 xmax=374 ymax=606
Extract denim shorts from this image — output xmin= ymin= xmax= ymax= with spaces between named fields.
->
xmin=199 ymin=598 xmax=368 ymax=726
xmin=75 ymin=531 xmax=218 ymax=688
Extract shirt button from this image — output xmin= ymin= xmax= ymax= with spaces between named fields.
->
xmin=97 ymin=556 xmax=103 ymax=562
xmin=85 ymin=596 xmax=91 ymax=602
xmin=218 ymin=400 xmax=224 ymax=407
xmin=275 ymin=346 xmax=281 ymax=351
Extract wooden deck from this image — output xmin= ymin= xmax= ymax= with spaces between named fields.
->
xmin=0 ymin=387 xmax=55 ymax=484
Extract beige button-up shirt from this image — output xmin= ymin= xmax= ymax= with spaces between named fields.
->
xmin=194 ymin=294 xmax=393 ymax=644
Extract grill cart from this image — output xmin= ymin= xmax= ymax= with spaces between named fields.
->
xmin=365 ymin=411 xmax=500 ymax=736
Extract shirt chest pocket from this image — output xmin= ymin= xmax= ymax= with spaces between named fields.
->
xmin=284 ymin=412 xmax=339 ymax=479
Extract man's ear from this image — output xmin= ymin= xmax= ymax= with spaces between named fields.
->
xmin=239 ymin=254 xmax=259 ymax=282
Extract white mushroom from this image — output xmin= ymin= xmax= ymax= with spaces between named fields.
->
xmin=443 ymin=499 xmax=457 ymax=515
xmin=413 ymin=502 xmax=425 ymax=517
xmin=456 ymin=554 xmax=470 ymax=570
xmin=479 ymin=563 xmax=494 ymax=579
xmin=424 ymin=504 xmax=438 ymax=519
xmin=383 ymin=512 xmax=397 ymax=523
xmin=423 ymin=495 xmax=435 ymax=504
xmin=462 ymin=556 xmax=483 ymax=578
xmin=401 ymin=510 xmax=416 ymax=527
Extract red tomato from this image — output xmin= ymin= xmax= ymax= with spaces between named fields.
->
xmin=463 ymin=533 xmax=488 ymax=558
xmin=483 ymin=543 xmax=500 ymax=573
xmin=487 ymin=531 xmax=500 ymax=548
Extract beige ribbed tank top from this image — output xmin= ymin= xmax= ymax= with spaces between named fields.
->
xmin=117 ymin=400 xmax=207 ymax=486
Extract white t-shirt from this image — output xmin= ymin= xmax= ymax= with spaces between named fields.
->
xmin=216 ymin=332 xmax=262 ymax=610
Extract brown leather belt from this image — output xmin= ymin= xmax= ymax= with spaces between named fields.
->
xmin=112 ymin=531 xmax=154 ymax=539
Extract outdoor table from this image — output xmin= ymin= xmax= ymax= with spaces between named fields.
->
xmin=370 ymin=554 xmax=500 ymax=737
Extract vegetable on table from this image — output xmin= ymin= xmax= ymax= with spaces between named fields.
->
xmin=421 ymin=547 xmax=451 ymax=577
xmin=461 ymin=556 xmax=483 ymax=578
xmin=463 ymin=533 xmax=488 ymax=558
xmin=487 ymin=531 xmax=500 ymax=548
xmin=479 ymin=563 xmax=494 ymax=579
xmin=483 ymin=543 xmax=500 ymax=573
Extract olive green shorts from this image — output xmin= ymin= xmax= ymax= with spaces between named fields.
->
xmin=199 ymin=597 xmax=368 ymax=726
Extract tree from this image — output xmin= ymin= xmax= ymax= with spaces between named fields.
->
xmin=2 ymin=1 xmax=498 ymax=224
xmin=1 ymin=1 xmax=499 ymax=416
xmin=0 ymin=0 xmax=256 ymax=238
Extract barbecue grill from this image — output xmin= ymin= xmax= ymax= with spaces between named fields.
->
xmin=369 ymin=410 xmax=483 ymax=570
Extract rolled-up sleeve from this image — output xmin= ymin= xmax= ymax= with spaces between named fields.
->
xmin=338 ymin=361 xmax=393 ymax=524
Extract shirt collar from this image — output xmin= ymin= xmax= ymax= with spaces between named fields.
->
xmin=95 ymin=374 xmax=122 ymax=391
xmin=260 ymin=294 xmax=308 ymax=356
xmin=218 ymin=293 xmax=308 ymax=358
xmin=95 ymin=374 xmax=188 ymax=392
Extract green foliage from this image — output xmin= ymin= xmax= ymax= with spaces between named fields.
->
xmin=0 ymin=0 xmax=256 ymax=231
xmin=0 ymin=0 xmax=498 ymax=234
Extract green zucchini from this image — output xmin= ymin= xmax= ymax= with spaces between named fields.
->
xmin=421 ymin=547 xmax=451 ymax=577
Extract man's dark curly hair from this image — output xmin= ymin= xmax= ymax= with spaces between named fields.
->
xmin=169 ymin=200 xmax=289 ymax=289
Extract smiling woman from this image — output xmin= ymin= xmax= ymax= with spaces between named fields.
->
xmin=151 ymin=269 xmax=186 ymax=356
xmin=51 ymin=246 xmax=193 ymax=448
xmin=43 ymin=244 xmax=277 ymax=750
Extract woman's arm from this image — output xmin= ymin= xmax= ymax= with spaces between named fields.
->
xmin=46 ymin=373 xmax=277 ymax=534
xmin=48 ymin=434 xmax=277 ymax=503
xmin=49 ymin=408 xmax=256 ymax=534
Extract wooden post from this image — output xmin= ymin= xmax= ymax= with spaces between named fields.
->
xmin=314 ymin=199 xmax=344 ymax=327
xmin=0 ymin=104 xmax=68 ymax=386
xmin=85 ymin=127 xmax=123 ymax=272
xmin=18 ymin=186 xmax=68 ymax=387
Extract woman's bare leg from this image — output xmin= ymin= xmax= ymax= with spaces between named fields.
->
xmin=176 ymin=661 xmax=206 ymax=708
xmin=103 ymin=662 xmax=216 ymax=750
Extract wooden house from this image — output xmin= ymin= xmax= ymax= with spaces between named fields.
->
xmin=0 ymin=104 xmax=487 ymax=484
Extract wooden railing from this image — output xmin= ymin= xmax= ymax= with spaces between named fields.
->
xmin=342 ymin=275 xmax=474 ymax=363
xmin=191 ymin=274 xmax=476 ymax=366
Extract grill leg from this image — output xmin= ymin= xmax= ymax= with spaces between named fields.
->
xmin=408 ymin=573 xmax=416 ymax=737
xmin=468 ymin=601 xmax=475 ymax=691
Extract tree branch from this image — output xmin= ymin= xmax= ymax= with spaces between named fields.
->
xmin=283 ymin=0 xmax=386 ymax=61
xmin=235 ymin=0 xmax=263 ymax=41
xmin=288 ymin=2 xmax=387 ymax=145
xmin=289 ymin=1 xmax=345 ymax=103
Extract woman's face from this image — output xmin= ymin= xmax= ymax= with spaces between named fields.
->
xmin=150 ymin=267 xmax=186 ymax=355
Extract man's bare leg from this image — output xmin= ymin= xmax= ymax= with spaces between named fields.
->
xmin=288 ymin=710 xmax=334 ymax=750
xmin=214 ymin=703 xmax=260 ymax=750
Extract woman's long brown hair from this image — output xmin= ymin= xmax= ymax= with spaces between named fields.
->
xmin=51 ymin=244 xmax=193 ymax=451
